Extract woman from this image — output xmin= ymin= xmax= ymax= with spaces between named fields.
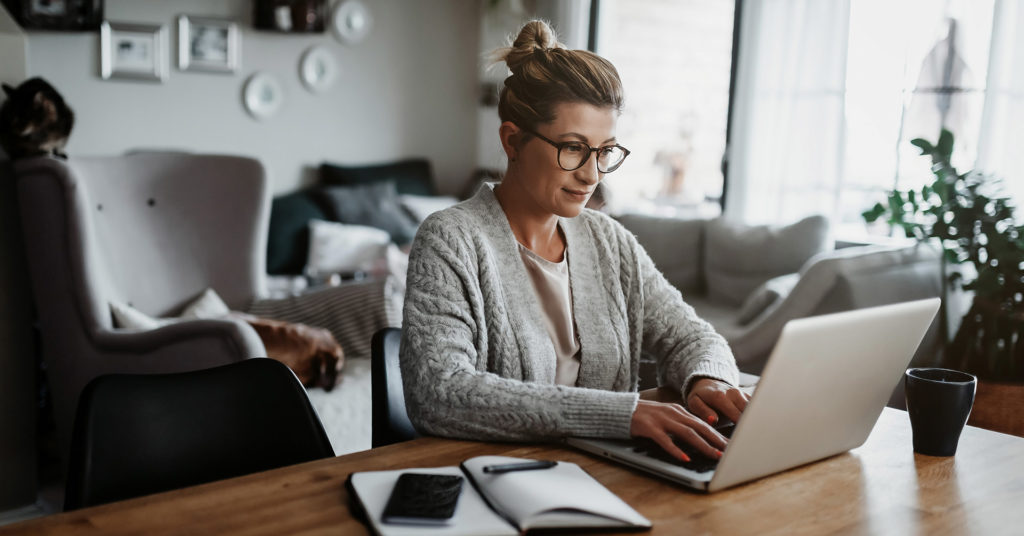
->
xmin=400 ymin=20 xmax=748 ymax=462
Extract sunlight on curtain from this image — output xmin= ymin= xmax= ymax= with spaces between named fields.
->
xmin=724 ymin=0 xmax=851 ymax=225
xmin=977 ymin=0 xmax=1024 ymax=211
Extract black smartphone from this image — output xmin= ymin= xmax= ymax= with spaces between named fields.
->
xmin=381 ymin=473 xmax=464 ymax=525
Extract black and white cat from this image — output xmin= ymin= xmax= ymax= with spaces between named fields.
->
xmin=0 ymin=77 xmax=75 ymax=160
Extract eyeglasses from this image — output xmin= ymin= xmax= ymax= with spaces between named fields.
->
xmin=521 ymin=127 xmax=631 ymax=173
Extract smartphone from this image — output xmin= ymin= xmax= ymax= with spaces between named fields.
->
xmin=381 ymin=473 xmax=464 ymax=525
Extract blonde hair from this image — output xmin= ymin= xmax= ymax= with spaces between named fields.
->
xmin=492 ymin=20 xmax=624 ymax=132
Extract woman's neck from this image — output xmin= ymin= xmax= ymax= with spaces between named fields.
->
xmin=493 ymin=177 xmax=565 ymax=262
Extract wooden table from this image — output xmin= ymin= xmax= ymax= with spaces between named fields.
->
xmin=6 ymin=404 xmax=1024 ymax=535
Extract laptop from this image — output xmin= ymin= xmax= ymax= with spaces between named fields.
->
xmin=567 ymin=298 xmax=941 ymax=492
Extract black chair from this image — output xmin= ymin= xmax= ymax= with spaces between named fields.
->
xmin=371 ymin=328 xmax=419 ymax=447
xmin=64 ymin=358 xmax=334 ymax=510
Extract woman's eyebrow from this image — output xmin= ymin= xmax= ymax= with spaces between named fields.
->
xmin=558 ymin=132 xmax=618 ymax=144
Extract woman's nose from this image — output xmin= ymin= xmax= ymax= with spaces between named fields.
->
xmin=575 ymin=153 xmax=601 ymax=184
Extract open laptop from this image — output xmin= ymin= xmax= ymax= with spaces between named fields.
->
xmin=567 ymin=298 xmax=940 ymax=492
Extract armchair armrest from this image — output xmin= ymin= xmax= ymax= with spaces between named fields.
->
xmin=727 ymin=244 xmax=942 ymax=373
xmin=89 ymin=318 xmax=266 ymax=374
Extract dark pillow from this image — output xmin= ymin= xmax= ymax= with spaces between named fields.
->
xmin=315 ymin=181 xmax=419 ymax=245
xmin=266 ymin=189 xmax=329 ymax=275
xmin=320 ymin=159 xmax=435 ymax=196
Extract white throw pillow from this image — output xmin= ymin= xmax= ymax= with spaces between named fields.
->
xmin=110 ymin=288 xmax=230 ymax=329
xmin=398 ymin=194 xmax=459 ymax=223
xmin=306 ymin=219 xmax=392 ymax=276
xmin=110 ymin=301 xmax=174 ymax=330
xmin=181 ymin=288 xmax=231 ymax=319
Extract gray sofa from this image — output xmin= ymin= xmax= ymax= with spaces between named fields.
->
xmin=618 ymin=213 xmax=944 ymax=384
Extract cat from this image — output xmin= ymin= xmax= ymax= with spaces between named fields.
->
xmin=0 ymin=77 xmax=75 ymax=160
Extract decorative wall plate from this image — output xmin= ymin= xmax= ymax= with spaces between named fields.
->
xmin=331 ymin=0 xmax=372 ymax=44
xmin=243 ymin=72 xmax=284 ymax=120
xmin=299 ymin=45 xmax=338 ymax=93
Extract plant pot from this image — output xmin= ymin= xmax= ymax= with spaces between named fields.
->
xmin=949 ymin=297 xmax=1024 ymax=381
xmin=966 ymin=379 xmax=1024 ymax=438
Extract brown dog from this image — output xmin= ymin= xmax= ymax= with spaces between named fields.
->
xmin=231 ymin=313 xmax=344 ymax=391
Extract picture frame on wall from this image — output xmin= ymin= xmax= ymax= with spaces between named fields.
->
xmin=100 ymin=21 xmax=168 ymax=82
xmin=178 ymin=16 xmax=240 ymax=73
xmin=2 ymin=0 xmax=104 ymax=31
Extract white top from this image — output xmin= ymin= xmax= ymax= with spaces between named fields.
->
xmin=517 ymin=242 xmax=582 ymax=386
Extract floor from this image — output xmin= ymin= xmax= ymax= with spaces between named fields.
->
xmin=0 ymin=358 xmax=375 ymax=527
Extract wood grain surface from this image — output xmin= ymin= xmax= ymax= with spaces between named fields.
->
xmin=6 ymin=406 xmax=1023 ymax=536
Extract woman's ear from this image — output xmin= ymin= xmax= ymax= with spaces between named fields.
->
xmin=498 ymin=121 xmax=521 ymax=162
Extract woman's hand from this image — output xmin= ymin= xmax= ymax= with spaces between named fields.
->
xmin=686 ymin=378 xmax=750 ymax=426
xmin=629 ymin=400 xmax=728 ymax=462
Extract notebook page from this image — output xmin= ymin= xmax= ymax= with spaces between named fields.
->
xmin=349 ymin=466 xmax=517 ymax=536
xmin=461 ymin=456 xmax=650 ymax=530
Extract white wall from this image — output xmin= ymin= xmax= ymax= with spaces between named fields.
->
xmin=24 ymin=0 xmax=481 ymax=195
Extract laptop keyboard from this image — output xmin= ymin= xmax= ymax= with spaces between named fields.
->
xmin=631 ymin=423 xmax=735 ymax=473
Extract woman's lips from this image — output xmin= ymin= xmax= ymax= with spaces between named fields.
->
xmin=563 ymin=188 xmax=592 ymax=200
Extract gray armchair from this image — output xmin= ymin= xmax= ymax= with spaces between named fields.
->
xmin=15 ymin=153 xmax=268 ymax=462
xmin=618 ymin=214 xmax=944 ymax=381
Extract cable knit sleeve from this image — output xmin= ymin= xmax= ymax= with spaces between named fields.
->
xmin=629 ymin=230 xmax=740 ymax=397
xmin=400 ymin=214 xmax=638 ymax=441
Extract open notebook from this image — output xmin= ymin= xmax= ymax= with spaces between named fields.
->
xmin=347 ymin=455 xmax=651 ymax=535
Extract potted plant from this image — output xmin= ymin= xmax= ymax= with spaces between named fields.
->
xmin=863 ymin=129 xmax=1024 ymax=434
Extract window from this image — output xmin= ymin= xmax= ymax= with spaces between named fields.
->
xmin=595 ymin=0 xmax=736 ymax=218
xmin=843 ymin=0 xmax=997 ymax=236
xmin=726 ymin=0 xmax=1020 ymax=233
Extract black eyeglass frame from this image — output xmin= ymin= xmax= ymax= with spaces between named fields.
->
xmin=520 ymin=126 xmax=631 ymax=173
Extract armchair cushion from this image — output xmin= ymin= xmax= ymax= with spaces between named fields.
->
xmin=704 ymin=215 xmax=830 ymax=306
xmin=111 ymin=288 xmax=230 ymax=329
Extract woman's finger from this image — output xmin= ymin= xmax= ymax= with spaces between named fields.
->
xmin=664 ymin=406 xmax=728 ymax=450
xmin=650 ymin=431 xmax=690 ymax=463
xmin=728 ymin=388 xmax=750 ymax=412
xmin=706 ymin=392 xmax=743 ymax=423
xmin=665 ymin=421 xmax=723 ymax=460
xmin=686 ymin=394 xmax=719 ymax=425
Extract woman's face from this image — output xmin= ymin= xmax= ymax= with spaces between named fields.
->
xmin=510 ymin=102 xmax=618 ymax=218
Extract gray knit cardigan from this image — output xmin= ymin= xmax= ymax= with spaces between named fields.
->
xmin=399 ymin=185 xmax=739 ymax=441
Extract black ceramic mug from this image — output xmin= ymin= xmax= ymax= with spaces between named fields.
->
xmin=904 ymin=368 xmax=977 ymax=456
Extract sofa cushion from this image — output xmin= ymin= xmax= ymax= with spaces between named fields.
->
xmin=315 ymin=181 xmax=420 ymax=245
xmin=267 ymin=188 xmax=330 ymax=275
xmin=616 ymin=213 xmax=706 ymax=294
xmin=705 ymin=215 xmax=830 ymax=306
xmin=320 ymin=159 xmax=435 ymax=196
xmin=306 ymin=219 xmax=391 ymax=276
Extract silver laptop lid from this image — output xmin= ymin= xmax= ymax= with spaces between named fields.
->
xmin=708 ymin=298 xmax=940 ymax=491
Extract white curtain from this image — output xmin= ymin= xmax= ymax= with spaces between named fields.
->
xmin=976 ymin=0 xmax=1024 ymax=208
xmin=724 ymin=0 xmax=851 ymax=225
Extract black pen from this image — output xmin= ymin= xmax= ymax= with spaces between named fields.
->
xmin=482 ymin=460 xmax=558 ymax=474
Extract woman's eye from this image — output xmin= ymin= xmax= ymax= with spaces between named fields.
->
xmin=563 ymin=143 xmax=586 ymax=154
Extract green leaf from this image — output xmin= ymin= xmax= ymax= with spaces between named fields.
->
xmin=937 ymin=129 xmax=954 ymax=161
xmin=862 ymin=203 xmax=886 ymax=223
xmin=910 ymin=138 xmax=934 ymax=154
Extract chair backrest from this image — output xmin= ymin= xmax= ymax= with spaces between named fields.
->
xmin=16 ymin=153 xmax=268 ymax=330
xmin=64 ymin=358 xmax=334 ymax=510
xmin=371 ymin=328 xmax=419 ymax=447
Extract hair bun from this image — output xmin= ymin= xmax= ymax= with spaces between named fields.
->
xmin=497 ymin=19 xmax=564 ymax=74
